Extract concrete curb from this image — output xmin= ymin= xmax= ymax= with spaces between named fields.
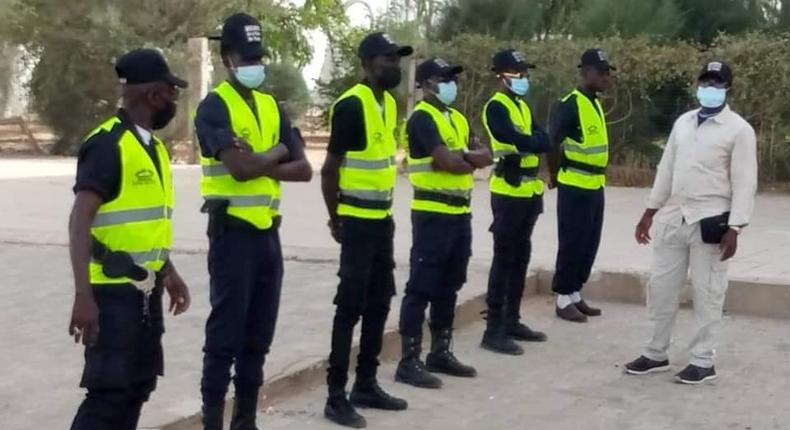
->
xmin=160 ymin=269 xmax=789 ymax=429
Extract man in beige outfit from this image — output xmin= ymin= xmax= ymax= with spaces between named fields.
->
xmin=625 ymin=60 xmax=757 ymax=385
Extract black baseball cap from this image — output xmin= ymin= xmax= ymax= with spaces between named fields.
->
xmin=210 ymin=13 xmax=270 ymax=59
xmin=115 ymin=49 xmax=188 ymax=88
xmin=416 ymin=58 xmax=463 ymax=84
xmin=492 ymin=49 xmax=536 ymax=73
xmin=357 ymin=32 xmax=413 ymax=59
xmin=698 ymin=60 xmax=733 ymax=86
xmin=579 ymin=48 xmax=616 ymax=71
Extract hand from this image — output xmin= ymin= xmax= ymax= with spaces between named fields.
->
xmin=163 ymin=266 xmax=190 ymax=316
xmin=719 ymin=229 xmax=738 ymax=261
xmin=69 ymin=292 xmax=99 ymax=346
xmin=635 ymin=212 xmax=654 ymax=245
xmin=328 ymin=218 xmax=343 ymax=244
xmin=464 ymin=150 xmax=492 ymax=169
xmin=232 ymin=137 xmax=253 ymax=152
xmin=547 ymin=173 xmax=558 ymax=189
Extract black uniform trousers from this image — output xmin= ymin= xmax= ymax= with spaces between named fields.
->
xmin=552 ymin=183 xmax=605 ymax=295
xmin=70 ymin=284 xmax=164 ymax=430
xmin=327 ymin=216 xmax=396 ymax=393
xmin=201 ymin=223 xmax=283 ymax=406
xmin=399 ymin=211 xmax=471 ymax=337
xmin=486 ymin=193 xmax=543 ymax=321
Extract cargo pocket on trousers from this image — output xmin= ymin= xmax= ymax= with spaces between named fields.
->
xmin=406 ymin=253 xmax=444 ymax=296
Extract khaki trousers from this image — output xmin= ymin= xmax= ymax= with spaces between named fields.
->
xmin=643 ymin=221 xmax=729 ymax=368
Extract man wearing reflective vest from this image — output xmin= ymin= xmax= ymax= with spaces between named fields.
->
xmin=321 ymin=32 xmax=411 ymax=428
xmin=68 ymin=49 xmax=191 ymax=430
xmin=480 ymin=49 xmax=552 ymax=356
xmin=395 ymin=58 xmax=492 ymax=389
xmin=194 ymin=13 xmax=312 ymax=430
xmin=548 ymin=49 xmax=614 ymax=323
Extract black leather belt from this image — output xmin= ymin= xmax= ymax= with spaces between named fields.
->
xmin=561 ymin=155 xmax=607 ymax=175
xmin=413 ymin=190 xmax=470 ymax=207
xmin=338 ymin=195 xmax=393 ymax=210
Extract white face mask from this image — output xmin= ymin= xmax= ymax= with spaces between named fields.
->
xmin=696 ymin=85 xmax=727 ymax=108
xmin=230 ymin=59 xmax=266 ymax=89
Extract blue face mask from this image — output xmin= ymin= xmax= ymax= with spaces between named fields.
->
xmin=234 ymin=64 xmax=266 ymax=89
xmin=696 ymin=86 xmax=727 ymax=108
xmin=435 ymin=81 xmax=458 ymax=106
xmin=507 ymin=77 xmax=530 ymax=96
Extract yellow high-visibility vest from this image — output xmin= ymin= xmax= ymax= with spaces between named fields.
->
xmin=88 ymin=117 xmax=174 ymax=284
xmin=331 ymin=83 xmax=397 ymax=219
xmin=557 ymin=89 xmax=609 ymax=190
xmin=199 ymin=81 xmax=281 ymax=229
xmin=405 ymin=101 xmax=473 ymax=215
xmin=483 ymin=92 xmax=543 ymax=198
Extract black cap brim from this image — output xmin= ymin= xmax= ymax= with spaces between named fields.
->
xmin=699 ymin=71 xmax=729 ymax=83
xmin=492 ymin=63 xmax=536 ymax=73
xmin=373 ymin=45 xmax=413 ymax=58
xmin=238 ymin=43 xmax=270 ymax=60
xmin=165 ymin=73 xmax=188 ymax=89
xmin=579 ymin=63 xmax=616 ymax=71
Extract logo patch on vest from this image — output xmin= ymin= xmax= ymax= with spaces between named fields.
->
xmin=587 ymin=125 xmax=600 ymax=135
xmin=134 ymin=169 xmax=156 ymax=185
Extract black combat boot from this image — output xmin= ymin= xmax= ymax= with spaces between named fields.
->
xmin=202 ymin=402 xmax=225 ymax=430
xmin=350 ymin=379 xmax=408 ymax=411
xmin=425 ymin=328 xmax=477 ymax=377
xmin=480 ymin=308 xmax=524 ymax=355
xmin=395 ymin=335 xmax=443 ymax=389
xmin=505 ymin=304 xmax=548 ymax=342
xmin=229 ymin=396 xmax=258 ymax=430
xmin=324 ymin=390 xmax=367 ymax=429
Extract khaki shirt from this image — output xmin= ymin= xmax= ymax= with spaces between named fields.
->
xmin=647 ymin=105 xmax=757 ymax=227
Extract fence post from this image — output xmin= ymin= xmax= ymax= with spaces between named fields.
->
xmin=186 ymin=37 xmax=211 ymax=163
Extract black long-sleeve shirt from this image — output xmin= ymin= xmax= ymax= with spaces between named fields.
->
xmin=485 ymin=98 xmax=550 ymax=154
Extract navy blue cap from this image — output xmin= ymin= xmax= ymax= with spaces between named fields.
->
xmin=579 ymin=48 xmax=616 ymax=71
xmin=211 ymin=13 xmax=270 ymax=59
xmin=699 ymin=60 xmax=733 ymax=85
xmin=416 ymin=57 xmax=463 ymax=84
xmin=492 ymin=49 xmax=535 ymax=73
xmin=115 ymin=49 xmax=187 ymax=88
xmin=357 ymin=32 xmax=413 ymax=59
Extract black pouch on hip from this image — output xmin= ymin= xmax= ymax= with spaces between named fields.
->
xmin=201 ymin=199 xmax=230 ymax=237
xmin=699 ymin=212 xmax=730 ymax=244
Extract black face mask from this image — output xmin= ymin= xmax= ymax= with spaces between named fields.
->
xmin=152 ymin=100 xmax=177 ymax=130
xmin=377 ymin=66 xmax=402 ymax=89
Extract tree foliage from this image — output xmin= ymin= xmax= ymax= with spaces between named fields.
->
xmin=1 ymin=0 xmax=346 ymax=154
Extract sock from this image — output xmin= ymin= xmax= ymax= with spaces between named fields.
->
xmin=571 ymin=292 xmax=582 ymax=303
xmin=557 ymin=295 xmax=573 ymax=309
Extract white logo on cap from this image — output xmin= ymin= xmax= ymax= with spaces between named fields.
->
xmin=244 ymin=25 xmax=262 ymax=43
xmin=434 ymin=58 xmax=450 ymax=68
xmin=597 ymin=50 xmax=608 ymax=61
xmin=381 ymin=33 xmax=394 ymax=43
xmin=707 ymin=61 xmax=723 ymax=72
xmin=512 ymin=50 xmax=527 ymax=63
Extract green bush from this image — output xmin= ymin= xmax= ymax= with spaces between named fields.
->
xmin=324 ymin=32 xmax=790 ymax=183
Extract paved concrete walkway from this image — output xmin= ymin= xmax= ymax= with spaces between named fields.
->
xmin=0 ymin=158 xmax=788 ymax=429
xmin=262 ymin=300 xmax=790 ymax=430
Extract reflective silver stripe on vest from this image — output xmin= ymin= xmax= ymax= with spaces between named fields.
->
xmin=203 ymin=194 xmax=279 ymax=208
xmin=127 ymin=248 xmax=170 ymax=265
xmin=93 ymin=207 xmax=169 ymax=227
xmin=342 ymin=157 xmax=395 ymax=169
xmin=407 ymin=162 xmax=434 ymax=173
xmin=166 ymin=207 xmax=174 ymax=219
xmin=414 ymin=187 xmax=471 ymax=198
xmin=202 ymin=164 xmax=229 ymax=177
xmin=340 ymin=189 xmax=392 ymax=201
xmin=563 ymin=143 xmax=609 ymax=155
xmin=565 ymin=167 xmax=604 ymax=177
